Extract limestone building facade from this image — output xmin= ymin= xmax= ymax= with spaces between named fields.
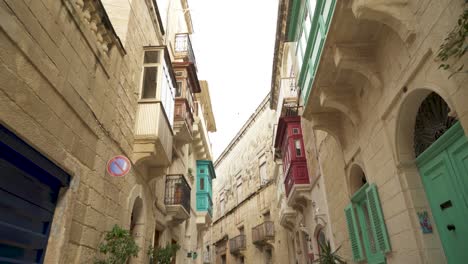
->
xmin=271 ymin=0 xmax=468 ymax=264
xmin=0 ymin=0 xmax=215 ymax=263
xmin=209 ymin=97 xmax=290 ymax=264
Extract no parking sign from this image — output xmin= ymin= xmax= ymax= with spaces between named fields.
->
xmin=106 ymin=155 xmax=131 ymax=177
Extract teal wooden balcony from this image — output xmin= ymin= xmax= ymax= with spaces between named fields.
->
xmin=195 ymin=160 xmax=216 ymax=229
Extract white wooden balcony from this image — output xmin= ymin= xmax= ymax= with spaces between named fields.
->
xmin=133 ymin=47 xmax=176 ymax=169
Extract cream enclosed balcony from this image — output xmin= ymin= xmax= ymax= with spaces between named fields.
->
xmin=174 ymin=33 xmax=196 ymax=66
xmin=164 ymin=174 xmax=191 ymax=224
xmin=229 ymin=235 xmax=246 ymax=255
xmin=133 ymin=47 xmax=176 ymax=169
xmin=252 ymin=221 xmax=275 ymax=246
xmin=192 ymin=102 xmax=213 ymax=160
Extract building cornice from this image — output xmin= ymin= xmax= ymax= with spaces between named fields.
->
xmin=214 ymin=95 xmax=270 ymax=167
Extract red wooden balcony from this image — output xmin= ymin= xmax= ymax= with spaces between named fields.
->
xmin=284 ymin=161 xmax=310 ymax=197
xmin=252 ymin=221 xmax=275 ymax=245
xmin=229 ymin=235 xmax=246 ymax=254
xmin=274 ymin=116 xmax=312 ymax=208
xmin=173 ymin=98 xmax=194 ymax=141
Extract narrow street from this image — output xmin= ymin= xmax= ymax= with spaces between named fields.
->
xmin=0 ymin=0 xmax=467 ymax=264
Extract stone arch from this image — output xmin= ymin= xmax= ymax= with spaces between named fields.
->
xmin=392 ymin=87 xmax=455 ymax=262
xmin=348 ymin=163 xmax=368 ymax=195
xmin=281 ymin=42 xmax=292 ymax=77
xmin=126 ymin=185 xmax=149 ymax=263
xmin=313 ymin=224 xmax=327 ymax=253
xmin=395 ymin=87 xmax=455 ymax=164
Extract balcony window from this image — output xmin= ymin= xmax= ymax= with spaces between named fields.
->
xmin=200 ymin=178 xmax=205 ymax=191
xmin=176 ymin=81 xmax=182 ymax=97
xmin=142 ymin=67 xmax=158 ymax=99
xmin=295 ymin=139 xmax=302 ymax=157
xmin=141 ymin=47 xmax=176 ymax=127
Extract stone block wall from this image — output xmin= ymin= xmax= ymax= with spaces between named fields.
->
xmin=0 ymin=0 xmax=164 ymax=262
xmin=305 ymin=0 xmax=467 ymax=263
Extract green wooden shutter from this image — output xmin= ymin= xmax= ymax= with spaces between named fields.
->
xmin=344 ymin=203 xmax=364 ymax=262
xmin=365 ymin=184 xmax=391 ymax=253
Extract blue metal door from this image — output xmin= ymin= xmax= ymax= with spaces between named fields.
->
xmin=0 ymin=125 xmax=70 ymax=264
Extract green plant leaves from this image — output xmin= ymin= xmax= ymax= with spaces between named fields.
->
xmin=437 ymin=7 xmax=468 ymax=77
xmin=148 ymin=243 xmax=181 ymax=264
xmin=94 ymin=225 xmax=140 ymax=264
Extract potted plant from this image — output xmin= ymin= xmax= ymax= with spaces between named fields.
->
xmin=94 ymin=225 xmax=140 ymax=264
xmin=148 ymin=243 xmax=181 ymax=264
xmin=313 ymin=241 xmax=346 ymax=264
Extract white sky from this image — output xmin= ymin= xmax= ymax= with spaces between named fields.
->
xmin=189 ymin=0 xmax=279 ymax=160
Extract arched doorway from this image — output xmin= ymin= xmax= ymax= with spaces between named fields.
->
xmin=413 ymin=92 xmax=468 ymax=263
xmin=129 ymin=197 xmax=145 ymax=263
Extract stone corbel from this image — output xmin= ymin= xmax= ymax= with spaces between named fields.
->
xmin=352 ymin=0 xmax=416 ymax=44
xmin=334 ymin=44 xmax=382 ymax=92
xmin=319 ymin=87 xmax=360 ymax=126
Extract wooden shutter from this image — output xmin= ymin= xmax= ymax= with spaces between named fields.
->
xmin=344 ymin=203 xmax=364 ymax=262
xmin=366 ymin=184 xmax=391 ymax=253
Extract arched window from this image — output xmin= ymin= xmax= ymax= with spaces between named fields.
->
xmin=316 ymin=227 xmax=327 ymax=253
xmin=414 ymin=92 xmax=457 ymax=157
xmin=344 ymin=166 xmax=391 ymax=263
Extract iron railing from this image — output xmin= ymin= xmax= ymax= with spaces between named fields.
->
xmin=252 ymin=221 xmax=275 ymax=244
xmin=229 ymin=235 xmax=246 ymax=254
xmin=165 ymin=174 xmax=191 ymax=213
xmin=174 ymin=33 xmax=197 ymax=66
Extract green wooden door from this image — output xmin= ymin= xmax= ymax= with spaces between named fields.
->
xmin=417 ymin=123 xmax=468 ymax=264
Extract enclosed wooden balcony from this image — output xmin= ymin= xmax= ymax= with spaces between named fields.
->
xmin=165 ymin=174 xmax=191 ymax=224
xmin=173 ymin=98 xmax=194 ymax=142
xmin=133 ymin=47 xmax=175 ymax=170
xmin=174 ymin=33 xmax=196 ymax=66
xmin=252 ymin=221 xmax=275 ymax=245
xmin=229 ymin=235 xmax=246 ymax=255
xmin=196 ymin=192 xmax=213 ymax=230
xmin=274 ymin=116 xmax=312 ymax=209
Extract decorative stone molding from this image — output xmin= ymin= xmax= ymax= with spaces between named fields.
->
xmin=64 ymin=0 xmax=125 ymax=56
xmin=352 ymin=0 xmax=416 ymax=44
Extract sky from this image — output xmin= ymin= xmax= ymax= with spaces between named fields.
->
xmin=189 ymin=0 xmax=279 ymax=160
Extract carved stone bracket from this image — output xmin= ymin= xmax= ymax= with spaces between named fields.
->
xmin=334 ymin=44 xmax=382 ymax=92
xmin=319 ymin=87 xmax=360 ymax=126
xmin=66 ymin=0 xmax=125 ymax=56
xmin=352 ymin=0 xmax=416 ymax=44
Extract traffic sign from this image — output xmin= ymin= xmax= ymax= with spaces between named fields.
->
xmin=106 ymin=155 xmax=131 ymax=177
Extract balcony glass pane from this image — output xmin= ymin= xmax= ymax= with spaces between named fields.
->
xmin=310 ymin=30 xmax=323 ymax=68
xmin=161 ymin=62 xmax=175 ymax=127
xmin=176 ymin=81 xmax=182 ymax=97
xmin=295 ymin=139 xmax=302 ymax=157
xmin=144 ymin=50 xmax=160 ymax=63
xmin=142 ymin=66 xmax=157 ymax=99
xmin=200 ymin=178 xmax=205 ymax=190
xmin=323 ymin=0 xmax=333 ymax=23
xmin=308 ymin=0 xmax=317 ymax=19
